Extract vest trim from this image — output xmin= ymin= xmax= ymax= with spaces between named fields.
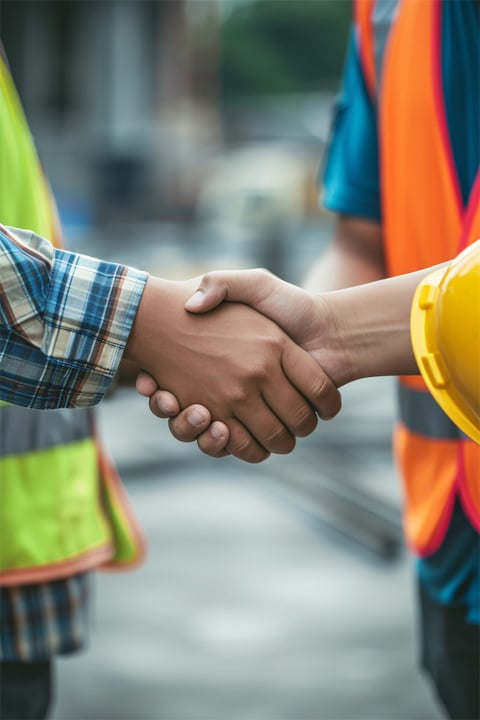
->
xmin=0 ymin=544 xmax=114 ymax=587
xmin=460 ymin=172 xmax=480 ymax=251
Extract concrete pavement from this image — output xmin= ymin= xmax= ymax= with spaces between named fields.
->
xmin=51 ymin=384 xmax=442 ymax=720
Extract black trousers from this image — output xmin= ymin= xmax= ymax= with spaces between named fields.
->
xmin=419 ymin=582 xmax=480 ymax=720
xmin=0 ymin=660 xmax=52 ymax=720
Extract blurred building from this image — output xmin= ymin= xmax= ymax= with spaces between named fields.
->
xmin=1 ymin=0 xmax=223 ymax=223
xmin=1 ymin=0 xmax=342 ymax=238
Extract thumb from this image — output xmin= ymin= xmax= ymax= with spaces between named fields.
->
xmin=184 ymin=269 xmax=270 ymax=314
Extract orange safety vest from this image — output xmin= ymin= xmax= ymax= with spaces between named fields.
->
xmin=355 ymin=0 xmax=480 ymax=555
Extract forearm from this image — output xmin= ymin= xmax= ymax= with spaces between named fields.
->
xmin=321 ymin=267 xmax=436 ymax=386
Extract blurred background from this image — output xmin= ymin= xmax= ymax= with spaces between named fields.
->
xmin=1 ymin=2 xmax=441 ymax=718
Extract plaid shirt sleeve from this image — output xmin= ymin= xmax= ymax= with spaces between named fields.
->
xmin=0 ymin=225 xmax=148 ymax=408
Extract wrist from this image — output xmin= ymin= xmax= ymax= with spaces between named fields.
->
xmin=124 ymin=276 xmax=170 ymax=369
xmin=300 ymin=293 xmax=354 ymax=388
xmin=315 ymin=293 xmax=357 ymax=387
xmin=326 ymin=275 xmax=421 ymax=384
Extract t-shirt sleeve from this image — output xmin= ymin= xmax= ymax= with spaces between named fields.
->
xmin=320 ymin=30 xmax=382 ymax=222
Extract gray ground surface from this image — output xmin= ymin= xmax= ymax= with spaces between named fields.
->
xmin=51 ymin=381 xmax=442 ymax=720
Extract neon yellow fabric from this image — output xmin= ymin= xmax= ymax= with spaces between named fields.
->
xmin=0 ymin=441 xmax=111 ymax=571
xmin=0 ymin=57 xmax=54 ymax=240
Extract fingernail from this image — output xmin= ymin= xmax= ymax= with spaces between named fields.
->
xmin=210 ymin=422 xmax=226 ymax=440
xmin=187 ymin=407 xmax=207 ymax=427
xmin=156 ymin=397 xmax=175 ymax=414
xmin=185 ymin=290 xmax=205 ymax=309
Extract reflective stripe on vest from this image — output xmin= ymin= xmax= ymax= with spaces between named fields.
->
xmin=355 ymin=0 xmax=480 ymax=554
xmin=0 ymin=403 xmax=92 ymax=455
xmin=397 ymin=385 xmax=466 ymax=441
xmin=0 ymin=57 xmax=146 ymax=584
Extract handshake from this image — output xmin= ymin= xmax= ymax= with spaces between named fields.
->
xmin=126 ymin=265 xmax=421 ymax=462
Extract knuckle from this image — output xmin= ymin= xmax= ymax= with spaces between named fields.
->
xmin=248 ymin=363 xmax=270 ymax=383
xmin=201 ymin=272 xmax=218 ymax=288
xmin=226 ymin=435 xmax=268 ymax=463
xmin=227 ymin=433 xmax=254 ymax=457
xmin=262 ymin=424 xmax=295 ymax=454
xmin=290 ymin=404 xmax=318 ymax=437
xmin=269 ymin=332 xmax=285 ymax=352
xmin=200 ymin=273 xmax=213 ymax=284
xmin=255 ymin=268 xmax=273 ymax=282
xmin=229 ymin=386 xmax=250 ymax=406
xmin=310 ymin=374 xmax=334 ymax=403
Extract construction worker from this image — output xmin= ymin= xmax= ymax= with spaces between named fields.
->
xmin=0 ymin=52 xmax=147 ymax=720
xmin=314 ymin=6 xmax=480 ymax=713
xmin=0 ymin=48 xmax=344 ymax=717
xmin=143 ymin=1 xmax=480 ymax=717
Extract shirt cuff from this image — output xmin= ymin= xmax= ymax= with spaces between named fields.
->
xmin=43 ymin=248 xmax=148 ymax=406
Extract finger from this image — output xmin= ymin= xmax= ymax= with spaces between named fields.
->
xmin=136 ymin=370 xmax=159 ymax=397
xmin=196 ymin=422 xmax=231 ymax=459
xmin=262 ymin=380 xmax=318 ymax=438
xmin=147 ymin=392 xmax=209 ymax=430
xmin=232 ymin=395 xmax=297 ymax=455
xmin=225 ymin=418 xmax=271 ymax=463
xmin=281 ymin=341 xmax=342 ymax=421
xmin=149 ymin=390 xmax=183 ymax=417
xmin=185 ymin=269 xmax=272 ymax=314
xmin=167 ymin=405 xmax=220 ymax=442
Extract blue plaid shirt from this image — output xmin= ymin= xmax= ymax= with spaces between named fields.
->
xmin=0 ymin=575 xmax=91 ymax=661
xmin=0 ymin=224 xmax=147 ymax=661
xmin=0 ymin=225 xmax=147 ymax=409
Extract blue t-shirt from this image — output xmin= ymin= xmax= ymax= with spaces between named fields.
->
xmin=321 ymin=0 xmax=480 ymax=623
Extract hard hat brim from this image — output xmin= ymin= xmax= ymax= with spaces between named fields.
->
xmin=410 ymin=268 xmax=480 ymax=444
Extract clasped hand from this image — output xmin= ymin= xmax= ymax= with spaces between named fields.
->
xmin=128 ymin=271 xmax=342 ymax=462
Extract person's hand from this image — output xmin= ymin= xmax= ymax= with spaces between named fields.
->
xmin=137 ymin=269 xmax=347 ymax=455
xmin=136 ymin=370 xmax=231 ymax=458
xmin=183 ymin=267 xmax=424 ymax=383
xmin=184 ymin=268 xmax=338 ymax=370
xmin=126 ymin=276 xmax=341 ymax=463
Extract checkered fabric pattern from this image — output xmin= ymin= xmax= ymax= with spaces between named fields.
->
xmin=0 ymin=225 xmax=147 ymax=408
xmin=0 ymin=575 xmax=90 ymax=661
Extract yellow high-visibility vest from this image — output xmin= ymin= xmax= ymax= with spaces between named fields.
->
xmin=0 ymin=53 xmax=146 ymax=585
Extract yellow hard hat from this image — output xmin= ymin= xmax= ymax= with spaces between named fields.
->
xmin=410 ymin=240 xmax=480 ymax=444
